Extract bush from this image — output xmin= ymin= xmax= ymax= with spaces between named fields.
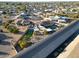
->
xmin=3 ymin=22 xmax=9 ymax=28
xmin=18 ymin=40 xmax=32 ymax=49
xmin=17 ymin=29 xmax=34 ymax=49
xmin=8 ymin=25 xmax=19 ymax=33
xmin=18 ymin=40 xmax=27 ymax=49
xmin=21 ymin=29 xmax=34 ymax=40
xmin=3 ymin=20 xmax=14 ymax=28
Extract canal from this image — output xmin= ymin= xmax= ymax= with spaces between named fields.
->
xmin=47 ymin=29 xmax=79 ymax=58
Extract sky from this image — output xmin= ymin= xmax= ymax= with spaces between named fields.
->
xmin=0 ymin=0 xmax=78 ymax=2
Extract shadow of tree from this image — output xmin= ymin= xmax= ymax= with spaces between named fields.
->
xmin=0 ymin=33 xmax=8 ymax=40
xmin=7 ymin=36 xmax=13 ymax=39
xmin=0 ymin=51 xmax=9 ymax=55
xmin=0 ymin=40 xmax=10 ymax=45
xmin=16 ymin=31 xmax=24 ymax=35
xmin=0 ymin=33 xmax=13 ymax=40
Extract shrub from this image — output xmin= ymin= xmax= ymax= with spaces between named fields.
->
xmin=18 ymin=40 xmax=27 ymax=49
xmin=3 ymin=20 xmax=14 ymax=28
xmin=4 ymin=23 xmax=9 ymax=28
xmin=18 ymin=40 xmax=32 ymax=49
xmin=8 ymin=25 xmax=19 ymax=33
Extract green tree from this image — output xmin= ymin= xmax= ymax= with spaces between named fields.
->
xmin=8 ymin=25 xmax=19 ymax=33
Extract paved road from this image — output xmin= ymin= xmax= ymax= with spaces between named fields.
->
xmin=0 ymin=32 xmax=16 ymax=58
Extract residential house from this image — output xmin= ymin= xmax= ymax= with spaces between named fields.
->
xmin=49 ymin=15 xmax=69 ymax=23
xmin=0 ymin=19 xmax=2 ymax=25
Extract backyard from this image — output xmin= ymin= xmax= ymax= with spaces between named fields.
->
xmin=15 ymin=28 xmax=34 ymax=52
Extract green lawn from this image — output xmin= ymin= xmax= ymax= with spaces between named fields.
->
xmin=18 ymin=29 xmax=34 ymax=49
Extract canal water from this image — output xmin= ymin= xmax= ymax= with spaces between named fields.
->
xmin=47 ymin=29 xmax=79 ymax=58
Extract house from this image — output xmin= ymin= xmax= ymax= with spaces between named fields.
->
xmin=49 ymin=15 xmax=60 ymax=22
xmin=49 ymin=15 xmax=69 ymax=23
xmin=44 ymin=9 xmax=53 ymax=12
xmin=16 ymin=19 xmax=30 ymax=26
xmin=34 ymin=25 xmax=39 ymax=31
xmin=0 ymin=19 xmax=2 ymax=25
xmin=29 ymin=15 xmax=43 ymax=20
xmin=51 ymin=15 xmax=60 ymax=20
xmin=43 ymin=18 xmax=51 ymax=21
xmin=38 ymin=24 xmax=53 ymax=33
xmin=59 ymin=16 xmax=70 ymax=23
xmin=20 ymin=13 xmax=30 ymax=20
xmin=41 ymin=20 xmax=55 ymax=27
xmin=33 ymin=12 xmax=42 ymax=16
xmin=0 ymin=11 xmax=3 ymax=14
xmin=45 ymin=28 xmax=52 ymax=32
xmin=38 ymin=24 xmax=46 ymax=31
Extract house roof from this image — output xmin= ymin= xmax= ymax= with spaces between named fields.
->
xmin=50 ymin=15 xmax=60 ymax=20
xmin=60 ymin=16 xmax=68 ymax=20
xmin=34 ymin=27 xmax=39 ymax=31
xmin=50 ymin=15 xmax=69 ymax=21
xmin=21 ymin=14 xmax=30 ymax=19
xmin=29 ymin=16 xmax=43 ymax=20
xmin=54 ymin=15 xmax=60 ymax=19
xmin=46 ymin=28 xmax=52 ymax=32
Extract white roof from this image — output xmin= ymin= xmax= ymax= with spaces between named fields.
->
xmin=54 ymin=15 xmax=60 ymax=19
xmin=46 ymin=28 xmax=52 ymax=32
xmin=0 ymin=11 xmax=3 ymax=13
xmin=49 ymin=15 xmax=60 ymax=20
xmin=21 ymin=12 xmax=25 ymax=15
xmin=45 ymin=9 xmax=53 ymax=12
xmin=34 ymin=28 xmax=39 ymax=31
xmin=39 ymin=25 xmax=46 ymax=30
xmin=14 ymin=15 xmax=20 ymax=19
xmin=49 ymin=16 xmax=54 ymax=19
xmin=44 ymin=18 xmax=51 ymax=21
xmin=34 ymin=26 xmax=39 ymax=31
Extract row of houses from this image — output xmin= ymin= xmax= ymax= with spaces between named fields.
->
xmin=13 ymin=12 xmax=70 ymax=34
xmin=49 ymin=15 xmax=70 ymax=23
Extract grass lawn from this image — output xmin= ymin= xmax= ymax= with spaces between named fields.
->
xmin=16 ymin=29 xmax=34 ymax=50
